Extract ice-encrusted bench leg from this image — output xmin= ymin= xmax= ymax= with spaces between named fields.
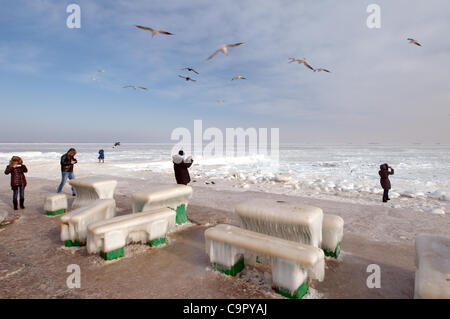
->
xmin=44 ymin=194 xmax=68 ymax=216
xmin=323 ymin=242 xmax=341 ymax=258
xmin=170 ymin=204 xmax=187 ymax=225
xmin=322 ymin=214 xmax=344 ymax=259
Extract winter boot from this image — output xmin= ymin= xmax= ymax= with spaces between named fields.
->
xmin=20 ymin=198 xmax=25 ymax=209
xmin=13 ymin=200 xmax=18 ymax=210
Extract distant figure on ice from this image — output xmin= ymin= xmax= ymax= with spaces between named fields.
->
xmin=98 ymin=148 xmax=105 ymax=163
xmin=172 ymin=150 xmax=193 ymax=185
xmin=113 ymin=142 xmax=120 ymax=148
xmin=379 ymin=163 xmax=394 ymax=202
xmin=57 ymin=148 xmax=78 ymax=196
xmin=4 ymin=156 xmax=28 ymax=210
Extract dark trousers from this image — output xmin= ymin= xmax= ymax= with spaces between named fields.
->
xmin=382 ymin=189 xmax=389 ymax=202
xmin=12 ymin=185 xmax=25 ymax=208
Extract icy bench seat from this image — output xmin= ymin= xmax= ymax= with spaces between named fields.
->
xmin=131 ymin=185 xmax=193 ymax=225
xmin=414 ymin=234 xmax=450 ymax=299
xmin=205 ymin=224 xmax=325 ymax=299
xmin=87 ymin=208 xmax=176 ymax=260
xmin=321 ymin=214 xmax=344 ymax=258
xmin=69 ymin=179 xmax=118 ymax=209
xmin=61 ymin=199 xmax=116 ymax=247
xmin=235 ymin=199 xmax=323 ymax=248
xmin=44 ymin=194 xmax=68 ymax=216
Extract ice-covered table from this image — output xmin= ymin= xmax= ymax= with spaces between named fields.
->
xmin=69 ymin=179 xmax=117 ymax=209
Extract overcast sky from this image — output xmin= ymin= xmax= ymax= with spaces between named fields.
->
xmin=0 ymin=0 xmax=449 ymax=143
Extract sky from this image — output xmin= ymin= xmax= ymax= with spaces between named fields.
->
xmin=0 ymin=0 xmax=449 ymax=143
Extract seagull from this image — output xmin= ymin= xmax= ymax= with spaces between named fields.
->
xmin=98 ymin=70 xmax=105 ymax=73
xmin=135 ymin=25 xmax=174 ymax=37
xmin=232 ymin=76 xmax=247 ymax=81
xmin=407 ymin=38 xmax=422 ymax=46
xmin=315 ymin=68 xmax=331 ymax=73
xmin=289 ymin=58 xmax=315 ymax=71
xmin=178 ymin=75 xmax=196 ymax=82
xmin=217 ymin=100 xmax=225 ymax=104
xmin=182 ymin=67 xmax=199 ymax=75
xmin=206 ymin=43 xmax=245 ymax=61
xmin=91 ymin=77 xmax=98 ymax=81
xmin=123 ymin=85 xmax=148 ymax=91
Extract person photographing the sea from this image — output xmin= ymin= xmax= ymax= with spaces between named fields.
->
xmin=57 ymin=148 xmax=77 ymax=196
xmin=379 ymin=163 xmax=394 ymax=203
xmin=4 ymin=156 xmax=28 ymax=210
xmin=172 ymin=150 xmax=193 ymax=185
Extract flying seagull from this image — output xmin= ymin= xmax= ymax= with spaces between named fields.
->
xmin=217 ymin=100 xmax=225 ymax=104
xmin=123 ymin=85 xmax=148 ymax=91
xmin=315 ymin=68 xmax=331 ymax=73
xmin=407 ymin=38 xmax=422 ymax=46
xmin=98 ymin=70 xmax=105 ymax=73
xmin=206 ymin=43 xmax=244 ymax=61
xmin=135 ymin=25 xmax=174 ymax=37
xmin=178 ymin=75 xmax=196 ymax=82
xmin=91 ymin=77 xmax=98 ymax=81
xmin=232 ymin=76 xmax=247 ymax=81
xmin=289 ymin=58 xmax=314 ymax=71
xmin=182 ymin=67 xmax=199 ymax=75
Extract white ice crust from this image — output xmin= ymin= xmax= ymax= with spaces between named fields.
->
xmin=69 ymin=179 xmax=118 ymax=209
xmin=321 ymin=214 xmax=344 ymax=252
xmin=131 ymin=185 xmax=193 ymax=213
xmin=87 ymin=208 xmax=176 ymax=254
xmin=235 ymin=199 xmax=323 ymax=248
xmin=205 ymin=224 xmax=325 ymax=293
xmin=60 ymin=199 xmax=116 ymax=244
xmin=414 ymin=233 xmax=450 ymax=299
xmin=44 ymin=194 xmax=68 ymax=212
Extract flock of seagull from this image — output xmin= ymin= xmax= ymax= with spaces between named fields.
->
xmin=91 ymin=24 xmax=423 ymax=103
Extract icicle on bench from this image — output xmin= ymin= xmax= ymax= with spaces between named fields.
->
xmin=235 ymin=199 xmax=344 ymax=258
xmin=61 ymin=199 xmax=116 ymax=247
xmin=44 ymin=194 xmax=68 ymax=216
xmin=69 ymin=179 xmax=118 ymax=209
xmin=414 ymin=233 xmax=450 ymax=299
xmin=87 ymin=208 xmax=176 ymax=260
xmin=205 ymin=224 xmax=325 ymax=299
xmin=131 ymin=185 xmax=193 ymax=225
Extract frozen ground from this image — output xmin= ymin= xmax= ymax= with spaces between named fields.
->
xmin=0 ymin=172 xmax=449 ymax=299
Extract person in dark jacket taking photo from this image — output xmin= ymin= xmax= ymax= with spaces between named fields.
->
xmin=172 ymin=150 xmax=193 ymax=185
xmin=379 ymin=163 xmax=394 ymax=203
xmin=4 ymin=156 xmax=28 ymax=210
xmin=57 ymin=148 xmax=77 ymax=196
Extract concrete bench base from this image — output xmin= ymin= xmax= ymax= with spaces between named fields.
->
xmin=324 ymin=242 xmax=341 ymax=258
xmin=46 ymin=209 xmax=66 ymax=216
xmin=101 ymin=247 xmax=124 ymax=261
xmin=64 ymin=240 xmax=82 ymax=247
xmin=277 ymin=281 xmax=308 ymax=299
xmin=212 ymin=257 xmax=245 ymax=276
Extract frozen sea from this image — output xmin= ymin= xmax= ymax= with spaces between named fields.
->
xmin=0 ymin=143 xmax=449 ymax=202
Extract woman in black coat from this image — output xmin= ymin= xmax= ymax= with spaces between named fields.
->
xmin=4 ymin=156 xmax=28 ymax=210
xmin=172 ymin=150 xmax=193 ymax=185
xmin=379 ymin=163 xmax=394 ymax=202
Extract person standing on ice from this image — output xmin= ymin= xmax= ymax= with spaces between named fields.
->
xmin=4 ymin=156 xmax=28 ymax=210
xmin=172 ymin=150 xmax=193 ymax=185
xmin=57 ymin=148 xmax=78 ymax=196
xmin=379 ymin=163 xmax=394 ymax=202
xmin=98 ymin=148 xmax=105 ymax=163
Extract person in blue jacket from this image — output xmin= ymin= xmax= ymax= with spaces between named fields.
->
xmin=98 ymin=148 xmax=105 ymax=163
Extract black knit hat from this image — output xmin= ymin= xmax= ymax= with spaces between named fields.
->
xmin=178 ymin=150 xmax=184 ymax=156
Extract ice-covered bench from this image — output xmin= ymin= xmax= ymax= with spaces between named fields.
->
xmin=321 ymin=214 xmax=344 ymax=258
xmin=87 ymin=208 xmax=176 ymax=260
xmin=235 ymin=199 xmax=323 ymax=248
xmin=205 ymin=224 xmax=325 ymax=299
xmin=69 ymin=179 xmax=118 ymax=209
xmin=44 ymin=194 xmax=68 ymax=216
xmin=61 ymin=199 xmax=116 ymax=247
xmin=414 ymin=233 xmax=450 ymax=299
xmin=131 ymin=185 xmax=193 ymax=225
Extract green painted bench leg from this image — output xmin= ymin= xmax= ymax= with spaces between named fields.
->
xmin=146 ymin=237 xmax=166 ymax=247
xmin=171 ymin=204 xmax=187 ymax=225
xmin=212 ymin=257 xmax=245 ymax=276
xmin=277 ymin=281 xmax=309 ymax=299
xmin=46 ymin=209 xmax=66 ymax=216
xmin=324 ymin=242 xmax=341 ymax=258
xmin=64 ymin=240 xmax=82 ymax=247
xmin=100 ymin=247 xmax=124 ymax=260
